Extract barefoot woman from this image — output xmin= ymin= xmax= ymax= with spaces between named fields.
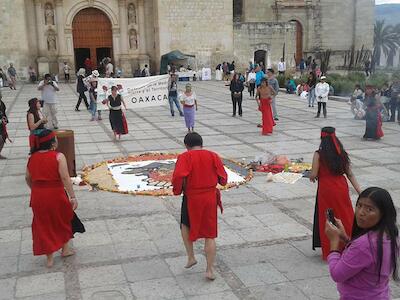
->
xmin=26 ymin=129 xmax=78 ymax=267
xmin=256 ymin=78 xmax=276 ymax=135
xmin=103 ymin=85 xmax=128 ymax=140
xmin=172 ymin=132 xmax=227 ymax=280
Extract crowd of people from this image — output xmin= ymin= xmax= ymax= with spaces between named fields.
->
xmin=1 ymin=60 xmax=399 ymax=299
xmin=350 ymin=79 xmax=400 ymax=125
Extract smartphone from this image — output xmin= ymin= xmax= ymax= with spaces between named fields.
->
xmin=326 ymin=208 xmax=336 ymax=226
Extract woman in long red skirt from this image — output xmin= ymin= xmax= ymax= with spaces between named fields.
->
xmin=26 ymin=129 xmax=78 ymax=267
xmin=310 ymin=127 xmax=362 ymax=260
xmin=256 ymin=78 xmax=275 ymax=135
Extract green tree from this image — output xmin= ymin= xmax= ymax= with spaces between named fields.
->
xmin=386 ymin=23 xmax=400 ymax=67
xmin=372 ymin=20 xmax=398 ymax=71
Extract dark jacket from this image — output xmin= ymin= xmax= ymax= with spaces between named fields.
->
xmin=230 ymin=80 xmax=244 ymax=94
xmin=307 ymin=75 xmax=317 ymax=89
xmin=76 ymin=75 xmax=87 ymax=93
xmin=0 ymin=99 xmax=8 ymax=139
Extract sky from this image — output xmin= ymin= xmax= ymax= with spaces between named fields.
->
xmin=376 ymin=0 xmax=400 ymax=4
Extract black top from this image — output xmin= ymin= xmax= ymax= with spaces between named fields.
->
xmin=307 ymin=76 xmax=317 ymax=89
xmin=230 ymin=80 xmax=244 ymax=93
xmin=76 ymin=75 xmax=87 ymax=93
xmin=381 ymin=89 xmax=391 ymax=97
xmin=27 ymin=111 xmax=44 ymax=130
xmin=108 ymin=94 xmax=122 ymax=108
xmin=0 ymin=100 xmax=7 ymax=121
xmin=365 ymin=95 xmax=377 ymax=108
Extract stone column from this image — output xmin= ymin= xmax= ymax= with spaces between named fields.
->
xmin=137 ymin=0 xmax=149 ymax=69
xmin=55 ymin=0 xmax=69 ymax=76
xmin=118 ymin=0 xmax=132 ymax=75
xmin=34 ymin=0 xmax=50 ymax=77
xmin=118 ymin=0 xmax=129 ymax=53
xmin=55 ymin=0 xmax=66 ymax=55
xmin=34 ymin=0 xmax=47 ymax=57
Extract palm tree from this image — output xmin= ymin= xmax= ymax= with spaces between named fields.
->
xmin=372 ymin=20 xmax=398 ymax=71
xmin=386 ymin=24 xmax=400 ymax=67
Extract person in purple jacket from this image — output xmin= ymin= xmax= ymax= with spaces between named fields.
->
xmin=325 ymin=187 xmax=399 ymax=300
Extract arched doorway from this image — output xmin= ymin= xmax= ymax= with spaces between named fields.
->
xmin=254 ymin=50 xmax=267 ymax=70
xmin=291 ymin=20 xmax=303 ymax=65
xmin=72 ymin=8 xmax=113 ymax=72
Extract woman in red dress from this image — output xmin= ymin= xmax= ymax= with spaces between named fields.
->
xmin=256 ymin=78 xmax=276 ymax=135
xmin=26 ymin=129 xmax=78 ymax=267
xmin=172 ymin=132 xmax=228 ymax=280
xmin=310 ymin=127 xmax=361 ymax=260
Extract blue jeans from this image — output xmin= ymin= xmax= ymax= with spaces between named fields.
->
xmin=89 ymin=101 xmax=101 ymax=118
xmin=168 ymin=95 xmax=183 ymax=116
xmin=308 ymin=88 xmax=316 ymax=107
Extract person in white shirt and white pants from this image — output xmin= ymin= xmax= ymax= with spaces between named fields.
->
xmin=315 ymin=76 xmax=330 ymax=118
xmin=278 ymin=58 xmax=286 ymax=75
xmin=38 ymin=74 xmax=59 ymax=129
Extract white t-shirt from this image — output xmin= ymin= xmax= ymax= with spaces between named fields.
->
xmin=247 ymin=72 xmax=256 ymax=82
xmin=38 ymin=80 xmax=59 ymax=104
xmin=180 ymin=92 xmax=196 ymax=106
xmin=278 ymin=62 xmax=286 ymax=72
xmin=106 ymin=63 xmax=114 ymax=74
xmin=63 ymin=65 xmax=70 ymax=74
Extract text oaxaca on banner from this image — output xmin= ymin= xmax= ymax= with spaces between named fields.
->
xmin=97 ymin=75 xmax=169 ymax=110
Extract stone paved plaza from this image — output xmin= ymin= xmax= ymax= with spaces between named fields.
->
xmin=1 ymin=81 xmax=400 ymax=300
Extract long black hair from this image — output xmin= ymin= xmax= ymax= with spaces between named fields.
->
xmin=30 ymin=129 xmax=56 ymax=154
xmin=352 ymin=187 xmax=399 ymax=281
xmin=319 ymin=127 xmax=350 ymax=175
xmin=27 ymin=98 xmax=41 ymax=126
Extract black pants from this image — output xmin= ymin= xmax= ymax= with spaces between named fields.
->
xmin=249 ymin=82 xmax=255 ymax=97
xmin=0 ymin=138 xmax=5 ymax=155
xmin=76 ymin=92 xmax=89 ymax=109
xmin=64 ymin=73 xmax=70 ymax=81
xmin=317 ymin=102 xmax=327 ymax=117
xmin=180 ymin=196 xmax=190 ymax=228
xmin=231 ymin=94 xmax=243 ymax=116
xmin=389 ymin=98 xmax=399 ymax=121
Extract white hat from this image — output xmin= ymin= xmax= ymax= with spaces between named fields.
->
xmin=92 ymin=70 xmax=99 ymax=77
xmin=320 ymin=76 xmax=327 ymax=80
xmin=77 ymin=68 xmax=85 ymax=76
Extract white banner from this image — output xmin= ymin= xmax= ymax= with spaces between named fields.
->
xmin=96 ymin=75 xmax=169 ymax=110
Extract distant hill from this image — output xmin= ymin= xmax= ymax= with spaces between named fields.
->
xmin=375 ymin=4 xmax=400 ymax=26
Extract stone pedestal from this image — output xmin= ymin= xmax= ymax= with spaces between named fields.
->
xmin=119 ymin=54 xmax=133 ymax=77
xmin=37 ymin=57 xmax=50 ymax=79
xmin=57 ymin=56 xmax=74 ymax=79
xmin=138 ymin=54 xmax=150 ymax=73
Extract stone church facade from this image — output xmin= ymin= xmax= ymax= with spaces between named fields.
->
xmin=0 ymin=0 xmax=374 ymax=78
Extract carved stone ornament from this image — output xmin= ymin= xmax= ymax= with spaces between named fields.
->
xmin=44 ymin=3 xmax=55 ymax=25
xmin=129 ymin=29 xmax=138 ymax=49
xmin=47 ymin=31 xmax=57 ymax=51
xmin=128 ymin=3 xmax=136 ymax=24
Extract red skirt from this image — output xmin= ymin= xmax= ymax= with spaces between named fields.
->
xmin=186 ymin=188 xmax=219 ymax=241
xmin=31 ymin=182 xmax=73 ymax=255
xmin=314 ymin=176 xmax=354 ymax=260
xmin=260 ymin=98 xmax=275 ymax=135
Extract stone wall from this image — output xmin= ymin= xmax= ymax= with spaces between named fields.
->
xmin=233 ymin=22 xmax=296 ymax=72
xmin=154 ymin=0 xmax=234 ymax=70
xmin=0 ymin=0 xmax=33 ymax=79
xmin=243 ymin=0 xmax=275 ymax=22
xmin=240 ymin=0 xmax=374 ymax=70
xmin=0 ymin=0 xmax=374 ymax=78
xmin=319 ymin=0 xmax=374 ymax=69
xmin=354 ymin=0 xmax=374 ymax=50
